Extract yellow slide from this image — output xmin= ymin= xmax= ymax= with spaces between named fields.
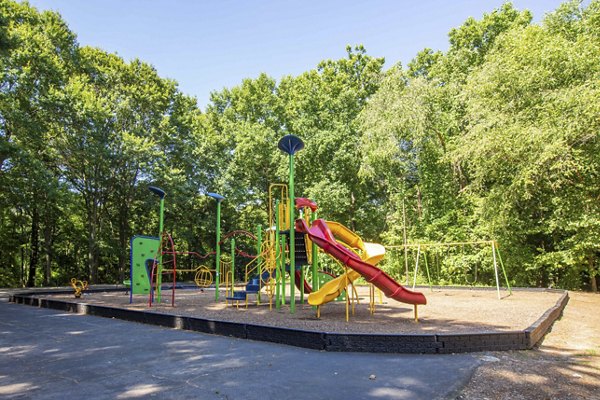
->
xmin=307 ymin=221 xmax=385 ymax=306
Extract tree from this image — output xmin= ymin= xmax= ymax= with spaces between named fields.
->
xmin=278 ymin=45 xmax=385 ymax=238
xmin=0 ymin=0 xmax=76 ymax=286
xmin=206 ymin=73 xmax=284 ymax=228
xmin=450 ymin=0 xmax=600 ymax=289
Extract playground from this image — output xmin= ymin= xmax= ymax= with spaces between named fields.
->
xmin=6 ymin=134 xmax=596 ymax=392
xmin=75 ymin=134 xmax=568 ymax=351
xmin=13 ymin=133 xmax=569 ymax=353
xmin=125 ymin=136 xmax=514 ymax=318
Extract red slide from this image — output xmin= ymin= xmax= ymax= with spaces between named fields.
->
xmin=296 ymin=219 xmax=426 ymax=306
xmin=294 ymin=270 xmax=312 ymax=294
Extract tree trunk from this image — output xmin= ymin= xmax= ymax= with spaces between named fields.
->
xmin=26 ymin=205 xmax=39 ymax=287
xmin=590 ymin=256 xmax=598 ymax=292
xmin=43 ymin=222 xmax=54 ymax=286
xmin=118 ymin=204 xmax=129 ymax=283
xmin=416 ymin=186 xmax=423 ymax=220
xmin=87 ymin=206 xmax=100 ymax=283
xmin=20 ymin=246 xmax=25 ymax=287
xmin=349 ymin=191 xmax=357 ymax=232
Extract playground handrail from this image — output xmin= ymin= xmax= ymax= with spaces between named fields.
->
xmin=244 ymin=241 xmax=273 ymax=282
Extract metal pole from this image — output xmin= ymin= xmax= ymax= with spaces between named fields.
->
xmin=289 ymin=153 xmax=296 ymax=313
xmin=159 ymin=197 xmax=164 ymax=237
xmin=492 ymin=241 xmax=501 ymax=299
xmin=148 ymin=186 xmax=166 ymax=303
xmin=156 ymin=196 xmax=165 ymax=302
xmin=207 ymin=193 xmax=225 ymax=301
xmin=402 ymin=199 xmax=409 ymax=286
xmin=215 ymin=200 xmax=221 ymax=301
xmin=277 ymin=134 xmax=304 ymax=313
xmin=257 ymin=225 xmax=262 ymax=303
xmin=275 ymin=200 xmax=281 ymax=309
xmin=413 ymin=244 xmax=421 ymax=290
xmin=423 ymin=250 xmax=432 ymax=291
xmin=300 ymin=209 xmax=304 ymax=305
xmin=311 ymin=210 xmax=318 ymax=292
xmin=495 ymin=243 xmax=512 ymax=295
xmin=231 ymin=238 xmax=235 ymax=297
xmin=281 ymin=233 xmax=287 ymax=305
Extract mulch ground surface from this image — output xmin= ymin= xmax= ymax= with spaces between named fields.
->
xmin=46 ymin=286 xmax=562 ymax=335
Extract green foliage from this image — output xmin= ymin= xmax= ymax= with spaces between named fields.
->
xmin=451 ymin=0 xmax=600 ymax=289
xmin=0 ymin=0 xmax=597 ymax=292
xmin=360 ymin=0 xmax=600 ymax=290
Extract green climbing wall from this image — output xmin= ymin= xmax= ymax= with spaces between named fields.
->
xmin=130 ymin=235 xmax=160 ymax=295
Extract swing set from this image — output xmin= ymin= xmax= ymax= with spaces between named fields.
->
xmin=386 ymin=240 xmax=512 ymax=299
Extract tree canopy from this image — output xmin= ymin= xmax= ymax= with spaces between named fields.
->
xmin=1 ymin=0 xmax=598 ymax=291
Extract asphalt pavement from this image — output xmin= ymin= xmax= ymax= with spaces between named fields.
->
xmin=0 ymin=299 xmax=480 ymax=399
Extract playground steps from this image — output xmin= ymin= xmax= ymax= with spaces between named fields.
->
xmin=294 ymin=232 xmax=309 ymax=266
xmin=280 ymin=230 xmax=309 ymax=269
xmin=226 ymin=270 xmax=272 ymax=302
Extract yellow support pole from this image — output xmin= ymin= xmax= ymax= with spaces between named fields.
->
xmin=369 ymin=285 xmax=372 ymax=314
xmin=345 ymin=289 xmax=349 ymax=322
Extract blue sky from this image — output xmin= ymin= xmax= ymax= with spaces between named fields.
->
xmin=26 ymin=0 xmax=566 ymax=109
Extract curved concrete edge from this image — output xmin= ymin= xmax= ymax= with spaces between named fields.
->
xmin=9 ymin=288 xmax=570 ymax=354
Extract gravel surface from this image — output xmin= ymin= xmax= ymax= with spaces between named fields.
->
xmin=45 ymin=286 xmax=563 ymax=335
xmin=455 ymin=291 xmax=600 ymax=400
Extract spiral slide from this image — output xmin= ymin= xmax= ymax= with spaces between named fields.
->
xmin=296 ymin=219 xmax=426 ymax=307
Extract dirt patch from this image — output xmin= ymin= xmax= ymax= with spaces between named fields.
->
xmin=455 ymin=292 xmax=600 ymax=400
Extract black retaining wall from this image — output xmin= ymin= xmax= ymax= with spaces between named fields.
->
xmin=9 ymin=289 xmax=569 ymax=354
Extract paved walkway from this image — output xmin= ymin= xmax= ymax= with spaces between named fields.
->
xmin=0 ymin=300 xmax=480 ymax=399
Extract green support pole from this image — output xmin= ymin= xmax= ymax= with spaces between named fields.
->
xmin=207 ymin=193 xmax=225 ymax=301
xmin=288 ymin=155 xmax=296 ymax=312
xmin=300 ymin=262 xmax=304 ymax=304
xmin=299 ymin=209 xmax=303 ymax=305
xmin=495 ymin=243 xmax=512 ymax=295
xmin=311 ymin=210 xmax=318 ymax=292
xmin=424 ymin=250 xmax=433 ymax=292
xmin=148 ymin=186 xmax=166 ymax=303
xmin=157 ymin=196 xmax=165 ymax=302
xmin=299 ymin=208 xmax=304 ymax=305
xmin=278 ymin=134 xmax=304 ymax=314
xmin=231 ymin=238 xmax=235 ymax=297
xmin=256 ymin=225 xmax=262 ymax=303
xmin=158 ymin=197 xmax=164 ymax=241
xmin=216 ymin=201 xmax=221 ymax=300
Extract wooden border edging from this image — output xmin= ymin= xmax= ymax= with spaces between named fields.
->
xmin=9 ymin=288 xmax=569 ymax=354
